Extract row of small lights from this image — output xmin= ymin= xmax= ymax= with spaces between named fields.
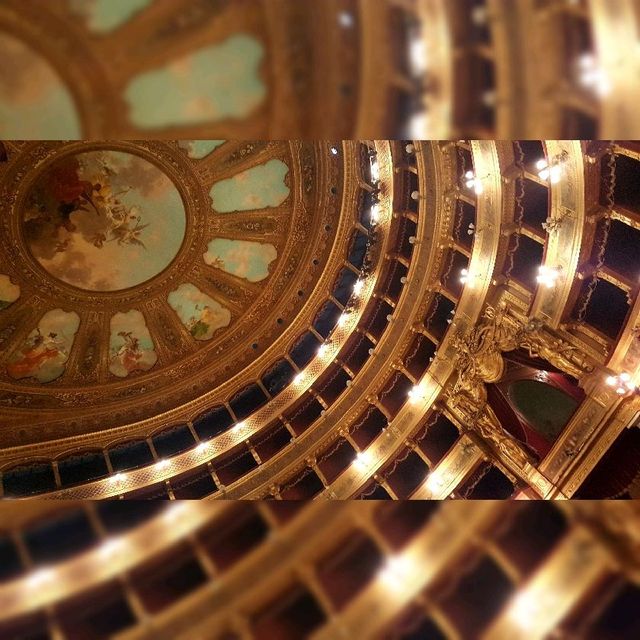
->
xmin=380 ymin=549 xmax=602 ymax=634
xmin=107 ymin=143 xmax=634 ymax=496
xmin=371 ymin=146 xmax=636 ymax=484
xmin=461 ymin=153 xmax=638 ymax=395
xmin=483 ymin=155 xmax=638 ymax=395
xmin=351 ymin=147 xmax=428 ymax=476
xmin=16 ymin=503 xmax=193 ymax=590
xmin=9 ymin=504 xmax=547 ymax=638
xmin=338 ymin=142 xmax=638 ymax=499
xmin=106 ymin=281 xmax=368 ymax=487
xmin=23 ymin=534 xmax=413 ymax=605
xmin=353 ymin=139 xmax=458 ymax=479
xmin=350 ymin=151 xmax=638 ymax=507
xmin=107 ymin=146 xmax=381 ymax=490
xmin=353 ymin=535 xmax=566 ymax=634
xmin=459 ymin=155 xmax=566 ymax=289
xmin=340 ymin=2 xmax=613 ymax=136
xmin=326 ymin=147 xmax=386 ymax=476
xmin=339 ymin=7 xmax=430 ymax=136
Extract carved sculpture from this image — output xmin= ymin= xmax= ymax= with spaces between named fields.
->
xmin=448 ymin=304 xmax=596 ymax=472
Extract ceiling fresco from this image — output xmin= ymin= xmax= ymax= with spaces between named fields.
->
xmin=123 ymin=34 xmax=266 ymax=130
xmin=68 ymin=0 xmax=155 ymax=34
xmin=23 ymin=149 xmax=187 ymax=292
xmin=0 ymin=0 xmax=363 ymax=138
xmin=0 ymin=140 xmax=345 ymax=447
xmin=0 ymin=276 xmax=20 ymax=311
xmin=7 ymin=309 xmax=81 ymax=384
xmin=0 ymin=32 xmax=81 ymax=139
xmin=178 ymin=140 xmax=226 ymax=160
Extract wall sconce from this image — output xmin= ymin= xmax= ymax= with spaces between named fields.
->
xmin=27 ymin=568 xmax=54 ymax=589
xmin=407 ymin=110 xmax=430 ymax=139
xmin=536 ymin=265 xmax=562 ymax=288
xmin=536 ymin=151 xmax=569 ymax=184
xmin=370 ymin=158 xmax=380 ymax=184
xmin=408 ymin=35 xmax=428 ymax=75
xmin=463 ymin=170 xmax=484 ymax=195
xmin=409 ymin=385 xmax=427 ymax=403
xmin=369 ymin=205 xmax=378 ymax=225
xmin=481 ymin=90 xmax=497 ymax=107
xmin=354 ymin=451 xmax=369 ymax=470
xmin=155 ymin=459 xmax=170 ymax=471
xmin=100 ymin=538 xmax=126 ymax=559
xmin=471 ymin=5 xmax=488 ymax=25
xmin=195 ymin=442 xmax=209 ymax=454
xmin=606 ymin=372 xmax=637 ymax=396
xmin=109 ymin=473 xmax=125 ymax=484
xmin=379 ymin=555 xmax=413 ymax=589
xmin=233 ymin=421 xmax=246 ymax=434
xmin=337 ymin=11 xmax=354 ymax=28
xmin=576 ymin=53 xmax=611 ymax=97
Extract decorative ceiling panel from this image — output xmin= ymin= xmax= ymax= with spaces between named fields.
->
xmin=0 ymin=139 xmax=347 ymax=446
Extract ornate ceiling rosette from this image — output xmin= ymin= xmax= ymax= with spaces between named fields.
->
xmin=0 ymin=140 xmax=350 ymax=448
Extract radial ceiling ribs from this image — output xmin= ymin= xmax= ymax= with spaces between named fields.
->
xmin=0 ymin=502 xmax=229 ymax=622
xmin=0 ymin=140 xmax=349 ymax=454
xmin=0 ymin=140 xmax=389 ymax=498
xmin=1 ymin=0 xmax=640 ymax=137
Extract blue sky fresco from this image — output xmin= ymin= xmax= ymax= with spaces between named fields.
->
xmin=178 ymin=140 xmax=226 ymax=159
xmin=210 ymin=159 xmax=290 ymax=213
xmin=168 ymin=283 xmax=231 ymax=341
xmin=24 ymin=150 xmax=186 ymax=292
xmin=204 ymin=239 xmax=277 ymax=282
xmin=70 ymin=0 xmax=152 ymax=33
xmin=124 ymin=35 xmax=266 ymax=129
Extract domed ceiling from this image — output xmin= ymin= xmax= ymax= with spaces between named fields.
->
xmin=0 ymin=140 xmax=347 ymax=447
xmin=0 ymin=0 xmax=367 ymax=138
xmin=3 ymin=0 xmax=640 ymax=139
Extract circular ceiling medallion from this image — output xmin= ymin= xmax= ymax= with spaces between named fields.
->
xmin=0 ymin=140 xmax=349 ymax=448
xmin=22 ymin=150 xmax=186 ymax=292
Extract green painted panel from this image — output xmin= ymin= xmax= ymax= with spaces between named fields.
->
xmin=204 ymin=239 xmax=277 ymax=282
xmin=70 ymin=0 xmax=152 ymax=33
xmin=178 ymin=140 xmax=226 ymax=159
xmin=508 ymin=380 xmax=578 ymax=441
xmin=210 ymin=159 xmax=289 ymax=212
xmin=168 ymin=283 xmax=231 ymax=341
xmin=124 ymin=35 xmax=265 ymax=129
